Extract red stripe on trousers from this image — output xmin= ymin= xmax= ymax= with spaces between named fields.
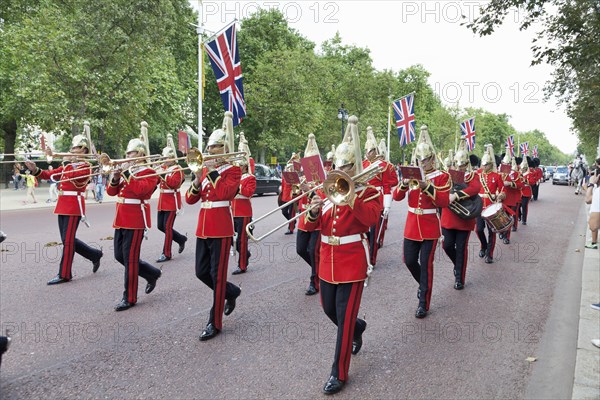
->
xmin=239 ymin=217 xmax=250 ymax=270
xmin=461 ymin=232 xmax=471 ymax=285
xmin=60 ymin=216 xmax=78 ymax=279
xmin=214 ymin=237 xmax=232 ymax=330
xmin=425 ymin=239 xmax=438 ymax=310
xmin=127 ymin=230 xmax=143 ymax=304
xmin=164 ymin=211 xmax=176 ymax=257
xmin=370 ymin=216 xmax=381 ymax=265
xmin=288 ymin=204 xmax=297 ymax=231
xmin=314 ymin=232 xmax=321 ymax=291
xmin=338 ymin=282 xmax=363 ymax=381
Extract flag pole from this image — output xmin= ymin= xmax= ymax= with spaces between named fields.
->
xmin=454 ymin=101 xmax=460 ymax=153
xmin=387 ymin=93 xmax=392 ymax=162
xmin=196 ymin=8 xmax=204 ymax=150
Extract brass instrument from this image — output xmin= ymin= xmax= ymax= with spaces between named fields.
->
xmin=50 ymin=153 xmax=158 ymax=183
xmin=247 ymin=164 xmax=383 ymax=242
xmin=129 ymin=148 xmax=247 ymax=179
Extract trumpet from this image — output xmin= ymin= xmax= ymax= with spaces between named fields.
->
xmin=129 ymin=148 xmax=247 ymax=179
xmin=49 ymin=153 xmax=158 ymax=183
xmin=247 ymin=164 xmax=383 ymax=242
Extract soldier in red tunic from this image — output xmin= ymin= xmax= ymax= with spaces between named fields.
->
xmin=156 ymin=134 xmax=187 ymax=263
xmin=500 ymin=154 xmax=523 ymax=244
xmin=531 ymin=158 xmax=543 ymax=201
xmin=295 ymin=133 xmax=323 ymax=295
xmin=186 ymin=112 xmax=242 ymax=341
xmin=440 ymin=139 xmax=481 ymax=290
xmin=280 ymin=153 xmax=301 ymax=235
xmin=26 ymin=126 xmax=103 ymax=285
xmin=107 ymin=128 xmax=162 ymax=311
xmin=304 ymin=116 xmax=381 ymax=395
xmin=231 ymin=133 xmax=256 ymax=275
xmin=476 ymin=145 xmax=505 ymax=264
xmin=520 ymin=156 xmax=535 ymax=225
xmin=393 ymin=125 xmax=450 ymax=318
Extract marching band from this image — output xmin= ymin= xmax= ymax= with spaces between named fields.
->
xmin=11 ymin=111 xmax=550 ymax=395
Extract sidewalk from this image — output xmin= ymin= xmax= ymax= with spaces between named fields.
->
xmin=0 ymin=182 xmax=160 ymax=212
xmin=571 ymin=205 xmax=600 ymax=399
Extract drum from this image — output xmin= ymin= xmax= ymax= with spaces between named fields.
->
xmin=480 ymin=203 xmax=513 ymax=233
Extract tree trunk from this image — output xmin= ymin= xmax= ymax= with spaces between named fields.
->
xmin=1 ymin=119 xmax=17 ymax=188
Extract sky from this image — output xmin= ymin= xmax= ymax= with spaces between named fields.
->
xmin=189 ymin=0 xmax=578 ymax=154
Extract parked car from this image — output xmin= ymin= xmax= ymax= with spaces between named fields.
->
xmin=552 ymin=165 xmax=569 ymax=185
xmin=253 ymin=163 xmax=281 ymax=196
xmin=544 ymin=166 xmax=555 ymax=181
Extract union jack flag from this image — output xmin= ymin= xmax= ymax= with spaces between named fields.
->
xmin=520 ymin=142 xmax=529 ymax=156
xmin=205 ymin=22 xmax=246 ymax=126
xmin=532 ymin=145 xmax=538 ymax=158
xmin=505 ymin=135 xmax=515 ymax=157
xmin=460 ymin=117 xmax=476 ymax=151
xmin=392 ymin=94 xmax=416 ymax=147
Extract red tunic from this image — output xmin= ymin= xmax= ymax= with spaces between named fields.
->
xmin=477 ymin=169 xmax=504 ymax=208
xmin=231 ymin=173 xmax=256 ymax=217
xmin=441 ymin=171 xmax=481 ymax=231
xmin=304 ymin=186 xmax=382 ymax=283
xmin=502 ymin=170 xmax=523 ymax=207
xmin=521 ymin=169 xmax=535 ymax=198
xmin=393 ymin=169 xmax=451 ymax=241
xmin=297 ymin=187 xmax=324 ymax=232
xmin=157 ymin=164 xmax=185 ymax=211
xmin=35 ymin=162 xmax=92 ymax=216
xmin=106 ymin=167 xmax=160 ymax=229
xmin=185 ymin=164 xmax=241 ymax=238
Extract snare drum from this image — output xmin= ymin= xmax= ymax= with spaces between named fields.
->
xmin=480 ymin=203 xmax=513 ymax=233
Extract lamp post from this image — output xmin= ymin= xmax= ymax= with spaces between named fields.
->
xmin=337 ymin=104 xmax=348 ymax=141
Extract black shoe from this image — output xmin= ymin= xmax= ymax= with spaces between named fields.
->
xmin=224 ymin=290 xmax=240 ymax=316
xmin=485 ymin=256 xmax=494 ymax=264
xmin=503 ymin=238 xmax=510 ymax=245
xmin=145 ymin=271 xmax=161 ymax=294
xmin=352 ymin=322 xmax=366 ymax=355
xmin=232 ymin=268 xmax=246 ymax=275
xmin=92 ymin=251 xmax=103 ymax=273
xmin=156 ymin=254 xmax=171 ymax=263
xmin=415 ymin=306 xmax=427 ymax=319
xmin=305 ymin=285 xmax=318 ymax=296
xmin=499 ymin=233 xmax=505 ymax=240
xmin=284 ymin=229 xmax=294 ymax=235
xmin=47 ymin=275 xmax=69 ymax=285
xmin=199 ymin=323 xmax=220 ymax=341
xmin=478 ymin=249 xmax=485 ymax=258
xmin=454 ymin=281 xmax=464 ymax=290
xmin=0 ymin=232 xmax=6 ymax=244
xmin=522 ymin=221 xmax=527 ymax=225
xmin=114 ymin=299 xmax=135 ymax=312
xmin=178 ymin=237 xmax=187 ymax=254
xmin=323 ymin=376 xmax=345 ymax=395
xmin=512 ymin=226 xmax=517 ymax=232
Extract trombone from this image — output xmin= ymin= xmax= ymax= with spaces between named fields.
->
xmin=129 ymin=148 xmax=247 ymax=178
xmin=50 ymin=153 xmax=158 ymax=183
xmin=246 ymin=164 xmax=383 ymax=242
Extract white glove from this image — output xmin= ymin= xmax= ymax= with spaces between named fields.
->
xmin=383 ymin=207 xmax=390 ymax=217
xmin=383 ymin=194 xmax=392 ymax=209
xmin=449 ymin=193 xmax=458 ymax=203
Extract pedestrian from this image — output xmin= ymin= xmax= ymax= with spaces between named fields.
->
xmin=107 ymin=132 xmax=162 ymax=311
xmin=584 ymin=159 xmax=599 ymax=249
xmin=95 ymin=173 xmax=105 ymax=203
xmin=185 ymin=112 xmax=241 ymax=341
xmin=85 ymin=176 xmax=95 ymax=200
xmin=47 ymin=165 xmax=59 ymax=203
xmin=12 ymin=165 xmax=22 ymax=190
xmin=25 ymin=134 xmax=103 ymax=285
xmin=305 ymin=115 xmax=381 ymax=394
xmin=23 ymin=170 xmax=38 ymax=204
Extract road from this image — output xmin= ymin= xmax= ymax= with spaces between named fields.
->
xmin=0 ymin=182 xmax=588 ymax=398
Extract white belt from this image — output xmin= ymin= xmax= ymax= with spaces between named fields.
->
xmin=408 ymin=207 xmax=437 ymax=215
xmin=160 ymin=189 xmax=179 ymax=194
xmin=117 ymin=198 xmax=147 ymax=205
xmin=321 ymin=234 xmax=362 ymax=246
xmin=59 ymin=190 xmax=83 ymax=196
xmin=201 ymin=200 xmax=230 ymax=209
xmin=234 ymin=195 xmax=250 ymax=199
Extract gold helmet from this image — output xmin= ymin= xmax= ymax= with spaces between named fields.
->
xmin=415 ymin=125 xmax=435 ymax=161
xmin=126 ymin=138 xmax=146 ymax=155
xmin=444 ymin=149 xmax=454 ymax=169
xmin=71 ymin=135 xmax=90 ymax=152
xmin=236 ymin=132 xmax=251 ymax=167
xmin=454 ymin=138 xmax=469 ymax=167
xmin=481 ymin=144 xmax=496 ymax=168
xmin=162 ymin=133 xmax=177 ymax=158
xmin=207 ymin=111 xmax=235 ymax=152
xmin=378 ymin=139 xmax=387 ymax=160
xmin=304 ymin=133 xmax=320 ymax=157
xmin=334 ymin=115 xmax=363 ymax=173
xmin=326 ymin=145 xmax=335 ymax=161
xmin=519 ymin=155 xmax=528 ymax=173
xmin=364 ymin=126 xmax=378 ymax=153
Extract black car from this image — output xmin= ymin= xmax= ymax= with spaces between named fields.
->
xmin=253 ymin=163 xmax=281 ymax=196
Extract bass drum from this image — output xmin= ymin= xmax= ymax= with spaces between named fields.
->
xmin=481 ymin=203 xmax=513 ymax=233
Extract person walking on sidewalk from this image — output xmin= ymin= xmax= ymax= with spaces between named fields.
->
xmin=47 ymin=165 xmax=59 ymax=203
xmin=23 ymin=170 xmax=38 ymax=204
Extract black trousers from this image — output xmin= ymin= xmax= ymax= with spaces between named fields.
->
xmin=57 ymin=215 xmax=102 ymax=280
xmin=520 ymin=196 xmax=531 ymax=223
xmin=403 ymin=238 xmax=437 ymax=310
xmin=442 ymin=228 xmax=471 ymax=284
xmin=113 ymin=228 xmax=161 ymax=304
xmin=234 ymin=216 xmax=252 ymax=270
xmin=157 ymin=210 xmax=186 ymax=258
xmin=296 ymin=230 xmax=320 ymax=287
xmin=195 ymin=237 xmax=241 ymax=330
xmin=320 ymin=280 xmax=366 ymax=381
xmin=532 ymin=183 xmax=539 ymax=200
xmin=367 ymin=212 xmax=383 ymax=265
xmin=476 ymin=216 xmax=496 ymax=258
xmin=281 ymin=203 xmax=297 ymax=232
xmin=0 ymin=336 xmax=8 ymax=367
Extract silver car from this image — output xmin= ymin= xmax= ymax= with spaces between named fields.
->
xmin=552 ymin=166 xmax=569 ymax=185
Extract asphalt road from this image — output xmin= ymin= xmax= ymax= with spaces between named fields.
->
xmin=0 ymin=183 xmax=587 ymax=399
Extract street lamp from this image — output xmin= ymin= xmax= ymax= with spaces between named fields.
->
xmin=337 ymin=104 xmax=348 ymax=141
